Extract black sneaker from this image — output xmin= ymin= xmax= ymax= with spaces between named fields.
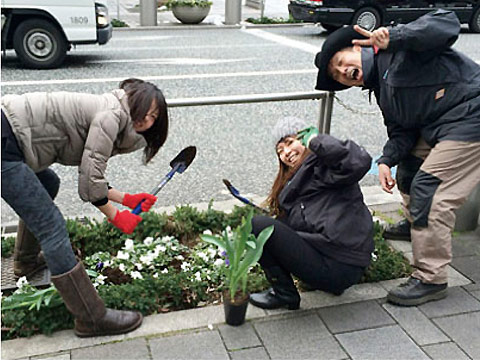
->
xmin=383 ymin=219 xmax=411 ymax=241
xmin=387 ymin=277 xmax=447 ymax=306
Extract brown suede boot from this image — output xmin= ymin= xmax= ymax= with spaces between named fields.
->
xmin=51 ymin=262 xmax=143 ymax=337
xmin=13 ymin=220 xmax=47 ymax=279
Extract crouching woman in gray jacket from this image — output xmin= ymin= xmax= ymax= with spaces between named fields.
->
xmin=1 ymin=78 xmax=168 ymax=337
xmin=249 ymin=117 xmax=374 ymax=310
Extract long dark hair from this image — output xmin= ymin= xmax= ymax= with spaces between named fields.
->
xmin=265 ymin=135 xmax=311 ymax=216
xmin=120 ymin=78 xmax=169 ymax=163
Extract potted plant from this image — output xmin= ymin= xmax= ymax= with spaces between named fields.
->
xmin=201 ymin=209 xmax=273 ymax=326
xmin=165 ymin=0 xmax=212 ymax=25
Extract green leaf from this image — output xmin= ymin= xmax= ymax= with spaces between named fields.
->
xmin=200 ymin=234 xmax=226 ymax=250
xmin=246 ymin=240 xmax=256 ymax=249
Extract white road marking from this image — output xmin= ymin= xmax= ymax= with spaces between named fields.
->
xmin=84 ymin=57 xmax=253 ymax=65
xmin=71 ymin=43 xmax=278 ymax=53
xmin=2 ymin=69 xmax=317 ymax=86
xmin=241 ymin=28 xmax=320 ymax=54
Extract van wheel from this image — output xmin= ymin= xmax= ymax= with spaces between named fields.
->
xmin=352 ymin=7 xmax=380 ymax=31
xmin=13 ymin=18 xmax=67 ymax=69
xmin=469 ymin=7 xmax=480 ymax=33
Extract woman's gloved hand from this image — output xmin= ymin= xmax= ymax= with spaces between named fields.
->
xmin=122 ymin=193 xmax=158 ymax=212
xmin=297 ymin=126 xmax=319 ymax=148
xmin=109 ymin=210 xmax=142 ymax=234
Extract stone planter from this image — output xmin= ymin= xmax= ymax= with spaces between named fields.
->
xmin=171 ymin=5 xmax=211 ymax=24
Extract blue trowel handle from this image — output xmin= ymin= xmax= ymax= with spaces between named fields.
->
xmin=131 ymin=164 xmax=181 ymax=215
xmin=132 ymin=202 xmax=143 ymax=215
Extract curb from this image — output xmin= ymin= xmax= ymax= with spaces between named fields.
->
xmin=112 ymin=22 xmax=312 ymax=31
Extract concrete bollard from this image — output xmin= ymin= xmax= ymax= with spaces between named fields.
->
xmin=454 ymin=183 xmax=480 ymax=232
xmin=140 ymin=0 xmax=157 ymax=26
xmin=225 ymin=0 xmax=242 ymax=25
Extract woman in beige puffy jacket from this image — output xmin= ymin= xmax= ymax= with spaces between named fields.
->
xmin=1 ymin=78 xmax=168 ymax=337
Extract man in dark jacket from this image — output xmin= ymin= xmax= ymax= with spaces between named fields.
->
xmin=314 ymin=9 xmax=480 ymax=306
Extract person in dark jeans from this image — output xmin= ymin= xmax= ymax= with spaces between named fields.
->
xmin=249 ymin=117 xmax=374 ymax=310
xmin=1 ymin=78 xmax=167 ymax=337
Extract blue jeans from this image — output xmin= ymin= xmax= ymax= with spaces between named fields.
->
xmin=1 ymin=160 xmax=77 ymax=275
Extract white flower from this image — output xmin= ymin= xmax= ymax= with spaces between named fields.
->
xmin=198 ymin=252 xmax=209 ymax=262
xmin=170 ymin=245 xmax=178 ymax=251
xmin=130 ymin=271 xmax=143 ymax=280
xmin=140 ymin=255 xmax=153 ymax=265
xmin=207 ymin=248 xmax=217 ymax=258
xmin=203 ymin=229 xmax=213 ymax=236
xmin=153 ymin=273 xmax=159 ymax=278
xmin=135 ymin=263 xmax=143 ymax=270
xmin=144 ymin=237 xmax=154 ymax=246
xmin=175 ymin=255 xmax=184 ymax=261
xmin=161 ymin=268 xmax=169 ymax=274
xmin=103 ymin=260 xmax=111 ymax=268
xmin=119 ymin=263 xmax=126 ymax=272
xmin=371 ymin=252 xmax=378 ymax=261
xmin=214 ymin=259 xmax=224 ymax=266
xmin=117 ymin=250 xmax=130 ymax=260
xmin=180 ymin=262 xmax=191 ymax=271
xmin=96 ymin=274 xmax=107 ymax=285
xmin=124 ymin=239 xmax=134 ymax=251
xmin=16 ymin=276 xmax=28 ymax=290
xmin=194 ymin=271 xmax=202 ymax=281
xmin=156 ymin=245 xmax=167 ymax=253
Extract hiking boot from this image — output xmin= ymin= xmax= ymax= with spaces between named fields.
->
xmin=383 ymin=219 xmax=411 ymax=241
xmin=250 ymin=267 xmax=300 ymax=310
xmin=387 ymin=277 xmax=447 ymax=306
xmin=13 ymin=220 xmax=47 ymax=279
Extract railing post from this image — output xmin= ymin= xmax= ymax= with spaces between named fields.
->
xmin=323 ymin=91 xmax=334 ymax=134
xmin=318 ymin=95 xmax=326 ymax=134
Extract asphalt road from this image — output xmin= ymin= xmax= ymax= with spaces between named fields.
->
xmin=2 ymin=25 xmax=479 ymax=223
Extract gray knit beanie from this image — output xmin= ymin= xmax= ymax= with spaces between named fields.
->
xmin=272 ymin=117 xmax=308 ymax=146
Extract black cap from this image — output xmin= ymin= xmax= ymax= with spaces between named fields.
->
xmin=314 ymin=26 xmax=367 ymax=91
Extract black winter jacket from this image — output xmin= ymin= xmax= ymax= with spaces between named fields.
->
xmin=278 ymin=134 xmax=374 ymax=267
xmin=368 ymin=9 xmax=480 ymax=168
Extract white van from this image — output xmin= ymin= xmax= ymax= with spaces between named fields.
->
xmin=1 ymin=0 xmax=112 ymax=69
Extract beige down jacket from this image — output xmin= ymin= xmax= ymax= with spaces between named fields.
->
xmin=1 ymin=89 xmax=146 ymax=203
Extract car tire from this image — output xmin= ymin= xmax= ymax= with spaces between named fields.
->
xmin=352 ymin=7 xmax=381 ymax=31
xmin=320 ymin=23 xmax=342 ymax=32
xmin=13 ymin=18 xmax=68 ymax=69
xmin=469 ymin=7 xmax=480 ymax=33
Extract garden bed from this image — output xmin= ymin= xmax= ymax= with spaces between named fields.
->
xmin=1 ymin=204 xmax=411 ymax=340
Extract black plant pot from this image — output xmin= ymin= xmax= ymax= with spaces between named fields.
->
xmin=223 ymin=291 xmax=249 ymax=326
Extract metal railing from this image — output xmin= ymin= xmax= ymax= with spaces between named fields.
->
xmin=166 ymin=90 xmax=334 ymax=134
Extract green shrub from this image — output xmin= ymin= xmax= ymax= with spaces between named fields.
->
xmin=2 ymin=205 xmax=410 ymax=340
xmin=111 ymin=18 xmax=129 ymax=27
xmin=165 ymin=0 xmax=212 ymax=9
xmin=246 ymin=16 xmax=302 ymax=24
xmin=1 ymin=236 xmax=15 ymax=258
xmin=361 ymin=222 xmax=412 ymax=283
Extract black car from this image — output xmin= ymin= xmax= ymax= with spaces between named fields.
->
xmin=288 ymin=0 xmax=480 ymax=32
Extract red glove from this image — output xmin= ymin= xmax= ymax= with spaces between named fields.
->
xmin=122 ymin=193 xmax=158 ymax=212
xmin=109 ymin=210 xmax=142 ymax=234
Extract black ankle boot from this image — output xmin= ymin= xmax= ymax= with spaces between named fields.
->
xmin=383 ymin=219 xmax=411 ymax=241
xmin=249 ymin=267 xmax=300 ymax=310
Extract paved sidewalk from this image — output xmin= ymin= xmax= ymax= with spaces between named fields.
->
xmin=2 ymin=187 xmax=479 ymax=360
xmin=105 ymin=0 xmax=292 ymax=28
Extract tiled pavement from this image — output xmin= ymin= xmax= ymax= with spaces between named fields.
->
xmin=2 ymin=190 xmax=479 ymax=360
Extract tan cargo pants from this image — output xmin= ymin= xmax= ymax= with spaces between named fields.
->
xmin=398 ymin=138 xmax=480 ymax=284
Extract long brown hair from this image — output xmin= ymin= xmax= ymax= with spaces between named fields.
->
xmin=120 ymin=78 xmax=169 ymax=163
xmin=265 ymin=136 xmax=311 ymax=216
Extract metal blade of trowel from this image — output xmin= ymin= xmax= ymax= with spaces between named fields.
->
xmin=132 ymin=146 xmax=197 ymax=215
xmin=222 ymin=179 xmax=269 ymax=214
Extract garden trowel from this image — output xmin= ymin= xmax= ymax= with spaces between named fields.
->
xmin=132 ymin=146 xmax=197 ymax=214
xmin=222 ymin=179 xmax=269 ymax=214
